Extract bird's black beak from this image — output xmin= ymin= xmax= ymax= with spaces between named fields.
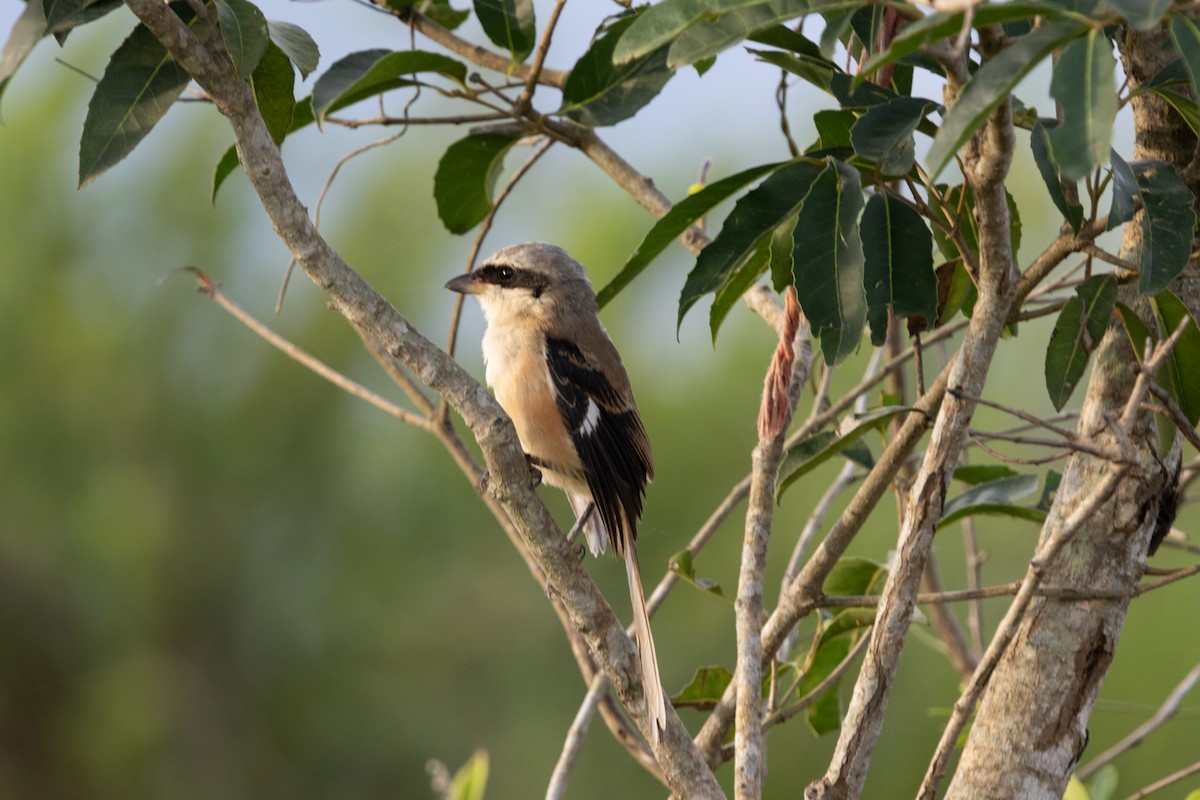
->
xmin=445 ymin=273 xmax=478 ymax=295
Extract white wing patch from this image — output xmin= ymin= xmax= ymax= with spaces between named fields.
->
xmin=580 ymin=398 xmax=601 ymax=436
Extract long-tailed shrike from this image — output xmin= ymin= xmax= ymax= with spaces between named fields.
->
xmin=446 ymin=242 xmax=666 ymax=739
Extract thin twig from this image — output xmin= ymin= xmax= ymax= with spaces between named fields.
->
xmin=962 ymin=517 xmax=986 ymax=653
xmin=760 ymin=629 xmax=873 ymax=732
xmin=1078 ymin=661 xmax=1200 ymax=779
xmin=546 ymin=674 xmax=609 ymax=800
xmin=185 ymin=268 xmax=433 ymax=430
xmin=517 ymin=0 xmax=567 ymax=112
xmin=1120 ymin=760 xmax=1200 ymax=800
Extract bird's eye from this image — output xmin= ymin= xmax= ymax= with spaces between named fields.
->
xmin=498 ymin=266 xmax=514 ymax=282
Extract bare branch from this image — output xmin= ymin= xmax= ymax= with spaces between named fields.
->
xmin=546 ymin=675 xmax=609 ymax=800
xmin=1078 ymin=661 xmax=1200 ymax=780
xmin=1121 ymin=759 xmax=1200 ymax=800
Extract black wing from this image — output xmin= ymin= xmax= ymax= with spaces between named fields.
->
xmin=545 ymin=336 xmax=651 ymax=554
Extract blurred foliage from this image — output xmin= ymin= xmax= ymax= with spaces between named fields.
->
xmin=0 ymin=4 xmax=1198 ymax=800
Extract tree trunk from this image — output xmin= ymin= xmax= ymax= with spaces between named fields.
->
xmin=945 ymin=24 xmax=1197 ymax=798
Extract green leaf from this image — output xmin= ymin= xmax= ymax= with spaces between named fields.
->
xmin=711 ymin=234 xmax=772 ymax=340
xmin=665 ymin=0 xmax=855 ymax=69
xmin=311 ymin=49 xmax=467 ymax=124
xmin=214 ymin=0 xmax=269 ymax=79
xmin=1044 ymin=274 xmax=1117 ymax=411
xmin=812 ymin=109 xmax=855 ymax=149
xmin=850 ymin=96 xmax=939 ymax=177
xmin=560 ymin=13 xmax=674 ymax=127
xmin=670 ymin=665 xmax=733 ymax=709
xmin=953 ymin=465 xmax=1018 ymax=485
xmin=792 ymin=158 xmax=866 ymax=364
xmin=668 ymin=549 xmax=731 ymax=602
xmin=1036 ymin=470 xmax=1061 ymax=512
xmin=78 ymin=9 xmax=194 ymax=188
xmin=856 ymin=2 xmax=1067 ymax=85
xmin=1151 ymin=290 xmax=1200 ymax=426
xmin=433 ymin=131 xmax=522 ymax=234
xmin=1109 ymin=0 xmax=1170 ymax=30
xmin=1149 ymin=86 xmax=1200 ymax=136
xmin=613 ymin=0 xmax=856 ymax=66
xmin=1114 ymin=301 xmax=1154 ymax=361
xmin=797 ymin=635 xmax=849 ymax=735
xmin=750 ymin=47 xmax=840 ymax=96
xmin=823 ymin=557 xmax=887 ymax=596
xmin=212 ymin=145 xmax=240 ymax=203
xmin=1086 ymin=764 xmax=1119 ymax=800
xmin=679 ymin=159 xmax=826 ymax=328
xmin=1047 ymin=30 xmax=1117 ymax=180
xmin=474 ymin=0 xmax=535 ymax=63
xmin=44 ymin=0 xmax=121 ymax=41
xmin=926 ymin=18 xmax=1086 ymax=180
xmin=0 ymin=0 xmax=46 ymax=115
xmin=250 ymin=42 xmax=295 ymax=145
xmin=768 ymin=211 xmax=796 ymax=291
xmin=939 ymin=474 xmax=1046 ymax=529
xmin=777 ymin=406 xmax=913 ymax=499
xmin=861 ymin=193 xmax=937 ymax=346
xmin=267 ymin=20 xmax=319 ymax=79
xmin=1135 ymin=162 xmax=1195 ymax=294
xmin=1030 ymin=119 xmax=1084 ymax=232
xmin=447 ymin=750 xmax=489 ymax=800
xmin=1107 ymin=149 xmax=1138 ymax=231
xmin=929 ymin=184 xmax=1021 ymax=267
xmin=599 ymin=161 xmax=786 ymax=308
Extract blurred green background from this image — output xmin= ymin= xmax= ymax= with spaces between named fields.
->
xmin=1 ymin=3 xmax=1198 ymax=799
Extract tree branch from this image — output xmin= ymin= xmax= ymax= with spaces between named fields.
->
xmin=121 ymin=3 xmax=723 ymax=795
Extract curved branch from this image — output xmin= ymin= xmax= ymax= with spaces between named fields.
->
xmin=121 ymin=2 xmax=722 ymax=796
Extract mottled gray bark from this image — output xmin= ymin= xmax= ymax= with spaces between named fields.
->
xmin=945 ymin=24 xmax=1197 ymax=799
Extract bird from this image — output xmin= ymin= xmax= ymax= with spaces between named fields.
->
xmin=445 ymin=242 xmax=667 ymax=741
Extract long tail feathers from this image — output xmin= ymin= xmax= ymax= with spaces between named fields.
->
xmin=625 ymin=539 xmax=667 ymax=743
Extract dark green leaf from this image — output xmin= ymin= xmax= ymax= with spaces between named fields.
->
xmin=665 ymin=0 xmax=854 ymax=68
xmin=599 ymin=161 xmax=786 ymax=308
xmin=409 ymin=0 xmax=470 ymax=30
xmin=1132 ymin=161 xmax=1194 ymax=294
xmin=1030 ymin=119 xmax=1084 ymax=232
xmin=1149 ymin=86 xmax=1200 ymax=136
xmin=44 ymin=0 xmax=120 ymax=41
xmin=560 ymin=14 xmax=674 ymax=127
xmin=1152 ymin=290 xmax=1200 ymax=426
xmin=939 ymin=474 xmax=1045 ymax=528
xmin=829 ymin=72 xmax=895 ymax=108
xmin=311 ymin=49 xmax=467 ymax=124
xmin=777 ymin=406 xmax=913 ymax=498
xmin=861 ymin=193 xmax=936 ymax=346
xmin=1114 ymin=301 xmax=1154 ymax=360
xmin=792 ymin=158 xmax=866 ymax=364
xmin=1170 ymin=16 xmax=1200 ymax=100
xmin=823 ymin=557 xmax=887 ymax=596
xmin=1044 ymin=274 xmax=1117 ymax=411
xmin=850 ymin=96 xmax=939 ymax=177
xmin=0 ymin=0 xmax=46 ymax=115
xmin=953 ymin=465 xmax=1019 ymax=485
xmin=926 ymin=18 xmax=1086 ymax=180
xmin=212 ymin=145 xmax=240 ymax=203
xmin=1047 ymin=30 xmax=1117 ymax=180
xmin=812 ymin=109 xmax=855 ymax=149
xmin=78 ymin=10 xmax=193 ymax=188
xmin=1036 ymin=470 xmax=1062 ymax=512
xmin=1107 ymin=149 xmax=1138 ymax=231
xmin=250 ymin=42 xmax=294 ymax=145
xmin=1110 ymin=0 xmax=1170 ymax=30
xmin=670 ymin=665 xmax=733 ymax=709
xmin=433 ymin=131 xmax=522 ymax=234
xmin=679 ymin=159 xmax=826 ymax=328
xmin=856 ymin=2 xmax=1068 ymax=85
xmin=214 ymin=0 xmax=269 ymax=79
xmin=749 ymin=47 xmax=839 ymax=95
xmin=614 ymin=0 xmax=859 ymax=66
xmin=474 ymin=0 xmax=535 ymax=63
xmin=710 ymin=235 xmax=771 ymax=340
xmin=768 ymin=212 xmax=796 ymax=291
xmin=798 ymin=635 xmax=849 ymax=735
xmin=267 ymin=20 xmax=319 ymax=79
